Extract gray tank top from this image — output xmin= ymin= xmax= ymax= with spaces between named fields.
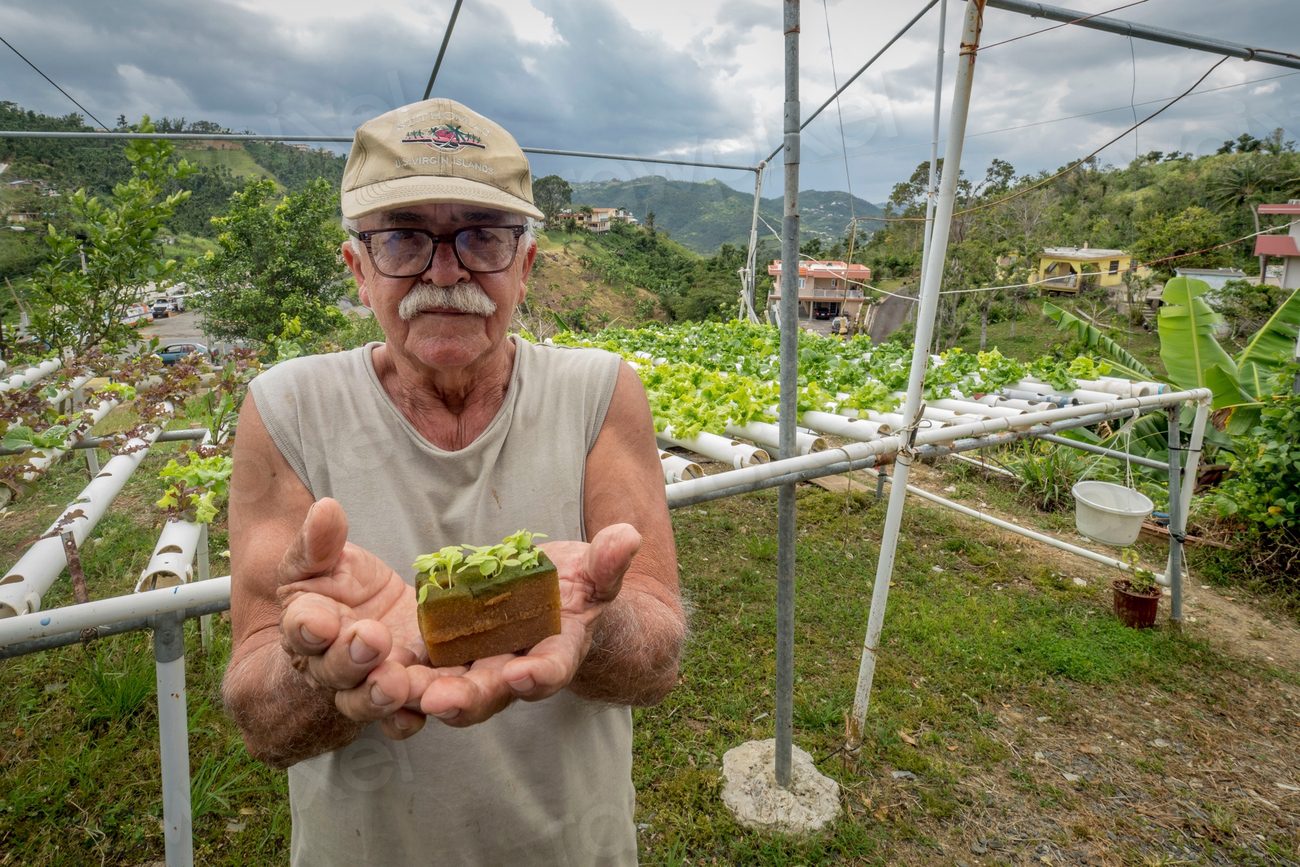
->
xmin=250 ymin=337 xmax=635 ymax=866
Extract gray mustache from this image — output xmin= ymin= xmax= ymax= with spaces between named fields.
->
xmin=397 ymin=283 xmax=498 ymax=320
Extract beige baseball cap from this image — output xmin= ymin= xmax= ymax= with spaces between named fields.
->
xmin=341 ymin=98 xmax=543 ymax=221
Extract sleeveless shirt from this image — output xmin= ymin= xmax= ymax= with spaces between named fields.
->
xmin=249 ymin=337 xmax=635 ymax=866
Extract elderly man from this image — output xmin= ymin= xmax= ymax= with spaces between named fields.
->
xmin=222 ymin=98 xmax=686 ymax=865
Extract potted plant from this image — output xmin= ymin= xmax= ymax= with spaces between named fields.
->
xmin=414 ymin=530 xmax=560 ymax=667
xmin=1112 ymin=547 xmax=1160 ymax=628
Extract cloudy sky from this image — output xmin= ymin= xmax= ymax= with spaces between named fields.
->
xmin=2 ymin=0 xmax=1297 ymax=203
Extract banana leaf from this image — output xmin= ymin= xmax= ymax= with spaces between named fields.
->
xmin=1235 ymin=286 xmax=1300 ymax=400
xmin=1157 ymin=276 xmax=1238 ymax=394
xmin=1041 ymin=301 xmax=1154 ymax=380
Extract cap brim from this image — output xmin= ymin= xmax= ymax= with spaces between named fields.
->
xmin=342 ymin=175 xmax=543 ymax=221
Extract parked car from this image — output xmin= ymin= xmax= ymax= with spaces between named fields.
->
xmin=151 ymin=298 xmax=173 ymax=319
xmin=155 ymin=342 xmax=211 ymax=365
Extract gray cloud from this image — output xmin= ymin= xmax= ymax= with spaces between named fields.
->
xmin=1 ymin=0 xmax=1296 ymax=202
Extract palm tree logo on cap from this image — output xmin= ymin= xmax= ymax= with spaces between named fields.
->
xmin=401 ymin=124 xmax=486 ymax=153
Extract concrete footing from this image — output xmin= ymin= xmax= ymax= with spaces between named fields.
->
xmin=720 ymin=739 xmax=841 ymax=833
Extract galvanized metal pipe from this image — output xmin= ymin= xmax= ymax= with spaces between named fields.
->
xmin=1036 ymin=432 xmax=1169 ymax=472
xmin=980 ymin=0 xmax=1300 ymax=71
xmin=0 ymin=427 xmax=209 ymax=457
xmin=421 ymin=0 xmax=464 ymax=99
xmin=1165 ymin=407 xmax=1185 ymax=624
xmin=764 ymin=0 xmax=942 ymax=163
xmin=0 ymin=130 xmax=758 ymax=174
xmin=0 ymin=575 xmax=231 ymax=646
xmin=774 ymin=0 xmax=801 ymax=790
xmin=849 ymin=0 xmax=988 ymax=752
xmin=874 ymin=470 xmax=1166 ymax=581
xmin=743 ymin=168 xmax=766 ymax=322
xmin=0 ymin=598 xmax=227 ymax=659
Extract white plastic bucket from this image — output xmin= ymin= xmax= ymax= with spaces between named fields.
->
xmin=1071 ymin=481 xmax=1153 ymax=546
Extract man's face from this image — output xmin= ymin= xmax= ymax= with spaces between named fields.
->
xmin=342 ymin=203 xmax=537 ymax=375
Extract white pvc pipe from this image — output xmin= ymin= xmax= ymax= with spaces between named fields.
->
xmin=977 ymin=395 xmax=1053 ymax=412
xmin=930 ymin=397 xmax=1024 ymax=418
xmin=725 ymin=420 xmax=826 ymax=455
xmin=0 ymin=575 xmax=231 ymax=645
xmin=44 ymin=373 xmax=95 ymax=407
xmin=0 ymin=357 xmax=61 ymax=392
xmin=850 ymin=1 xmax=989 ymax=750
xmin=800 ymin=410 xmax=888 ymax=439
xmin=658 ymin=450 xmax=704 ymax=484
xmin=136 ymin=520 xmax=203 ymax=591
xmin=657 ymin=428 xmax=770 ymax=468
xmin=0 ymin=406 xmax=175 ymax=617
xmin=1080 ymin=376 xmax=1167 ymax=397
xmin=22 ymin=398 xmax=120 ymax=481
xmin=1016 ymin=379 xmax=1124 ymax=405
xmin=667 ymin=388 xmax=1212 ymax=518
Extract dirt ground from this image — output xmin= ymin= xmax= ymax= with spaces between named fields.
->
xmin=800 ymin=463 xmax=1300 ymax=864
xmin=894 ymin=462 xmax=1300 ymax=675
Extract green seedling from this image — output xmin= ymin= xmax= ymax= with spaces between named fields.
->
xmin=414 ymin=530 xmax=548 ymax=603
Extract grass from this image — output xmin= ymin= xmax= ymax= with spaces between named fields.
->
xmin=1 ymin=419 xmax=1297 ymax=864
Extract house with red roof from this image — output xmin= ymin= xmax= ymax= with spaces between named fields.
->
xmin=766 ymin=259 xmax=871 ymax=322
xmin=1255 ymin=202 xmax=1300 ymax=290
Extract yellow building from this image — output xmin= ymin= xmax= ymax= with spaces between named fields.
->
xmin=1037 ymin=246 xmax=1132 ymax=293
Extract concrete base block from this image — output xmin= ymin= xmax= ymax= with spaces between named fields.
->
xmin=720 ymin=738 xmax=841 ymax=833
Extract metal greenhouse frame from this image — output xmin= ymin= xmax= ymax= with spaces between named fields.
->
xmin=1 ymin=0 xmax=1297 ymax=862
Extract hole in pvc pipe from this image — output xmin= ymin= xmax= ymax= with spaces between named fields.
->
xmin=158 ymin=544 xmax=183 ymax=554
xmin=0 ymin=573 xmax=23 ymax=585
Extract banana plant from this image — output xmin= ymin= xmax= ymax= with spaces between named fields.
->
xmin=1045 ymin=277 xmax=1300 ymax=436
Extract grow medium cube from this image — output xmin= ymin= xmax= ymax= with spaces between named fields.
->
xmin=417 ymin=554 xmax=561 ymax=668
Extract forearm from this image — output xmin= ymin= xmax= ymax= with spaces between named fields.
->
xmin=570 ymin=584 xmax=687 ymax=706
xmin=222 ymin=635 xmax=365 ymax=769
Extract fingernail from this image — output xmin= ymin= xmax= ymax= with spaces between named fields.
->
xmin=369 ymin=683 xmax=391 ymax=706
xmin=509 ymin=676 xmax=535 ymax=693
xmin=300 ymin=625 xmax=322 ymax=645
xmin=394 ymin=716 xmax=410 ymax=732
xmin=432 ymin=709 xmax=460 ymax=721
xmin=349 ymin=636 xmax=377 ymax=664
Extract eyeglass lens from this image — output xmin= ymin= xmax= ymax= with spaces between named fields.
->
xmin=368 ymin=227 xmax=519 ymax=276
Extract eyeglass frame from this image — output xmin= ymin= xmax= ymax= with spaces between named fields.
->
xmin=346 ymin=224 xmax=528 ymax=278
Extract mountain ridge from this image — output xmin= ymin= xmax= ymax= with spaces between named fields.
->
xmin=570 ymin=176 xmax=882 ymax=253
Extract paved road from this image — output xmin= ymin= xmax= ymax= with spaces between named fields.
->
xmin=138 ymin=310 xmax=207 ymax=343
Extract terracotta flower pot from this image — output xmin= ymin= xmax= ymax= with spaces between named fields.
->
xmin=1112 ymin=578 xmax=1160 ymax=629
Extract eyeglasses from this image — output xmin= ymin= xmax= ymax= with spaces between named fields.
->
xmin=347 ymin=225 xmax=527 ymax=277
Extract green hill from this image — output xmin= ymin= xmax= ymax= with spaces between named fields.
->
xmin=571 ymin=176 xmax=882 ymax=253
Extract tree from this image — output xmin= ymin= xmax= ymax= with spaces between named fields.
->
xmin=188 ymin=178 xmax=348 ymax=346
xmin=1208 ymin=156 xmax=1289 ymax=276
xmin=29 ymin=117 xmax=194 ymax=354
xmin=1131 ymin=206 xmax=1228 ymax=274
xmin=532 ymin=175 xmax=572 ymax=224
